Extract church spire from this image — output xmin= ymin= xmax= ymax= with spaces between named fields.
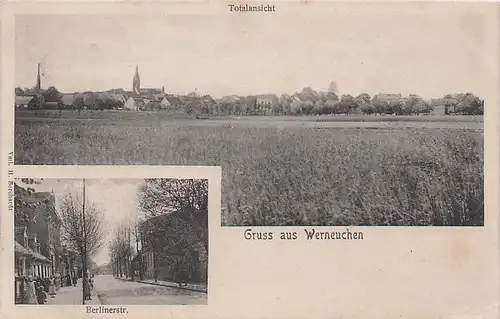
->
xmin=36 ymin=63 xmax=41 ymax=91
xmin=133 ymin=65 xmax=140 ymax=95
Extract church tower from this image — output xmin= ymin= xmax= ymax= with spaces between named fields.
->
xmin=133 ymin=65 xmax=141 ymax=95
xmin=36 ymin=63 xmax=41 ymax=91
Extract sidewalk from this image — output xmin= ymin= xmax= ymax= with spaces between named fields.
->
xmin=116 ymin=276 xmax=207 ymax=293
xmin=45 ymin=281 xmax=101 ymax=305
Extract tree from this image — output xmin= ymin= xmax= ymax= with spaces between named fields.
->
xmin=279 ymin=94 xmax=291 ymax=115
xmin=312 ymin=100 xmax=324 ymax=115
xmin=58 ymin=191 xmax=105 ymax=278
xmin=138 ymin=179 xmax=209 ymax=254
xmin=339 ymin=94 xmax=357 ymax=114
xmin=271 ymin=102 xmax=283 ymax=115
xmin=109 ymin=222 xmax=134 ymax=279
xmin=298 ymin=87 xmax=320 ymax=103
xmin=72 ymin=96 xmax=85 ymax=112
xmin=290 ymin=100 xmax=303 ymax=115
xmin=324 ymin=99 xmax=339 ymax=114
xmin=457 ymin=93 xmax=483 ymax=115
xmin=359 ymin=101 xmax=374 ymax=115
xmin=28 ymin=94 xmax=44 ymax=109
xmin=301 ymin=100 xmax=314 ymax=115
xmin=356 ymin=93 xmax=371 ymax=104
xmin=42 ymin=86 xmax=63 ymax=103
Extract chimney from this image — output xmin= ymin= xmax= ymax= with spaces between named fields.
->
xmin=36 ymin=63 xmax=41 ymax=91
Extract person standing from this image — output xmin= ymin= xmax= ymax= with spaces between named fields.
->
xmin=83 ymin=277 xmax=91 ymax=300
xmin=89 ymin=275 xmax=95 ymax=292
xmin=35 ymin=279 xmax=47 ymax=304
xmin=55 ymin=275 xmax=61 ymax=292
xmin=25 ymin=276 xmax=38 ymax=304
xmin=48 ymin=277 xmax=56 ymax=298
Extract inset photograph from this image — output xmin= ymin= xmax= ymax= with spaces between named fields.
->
xmin=14 ymin=177 xmax=208 ymax=305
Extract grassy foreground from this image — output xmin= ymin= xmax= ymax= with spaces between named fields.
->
xmin=15 ymin=117 xmax=484 ymax=226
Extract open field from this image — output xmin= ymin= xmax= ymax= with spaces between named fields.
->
xmin=15 ymin=112 xmax=484 ymax=226
xmin=15 ymin=109 xmax=484 ymax=122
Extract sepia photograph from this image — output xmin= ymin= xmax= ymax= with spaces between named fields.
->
xmin=13 ymin=4 xmax=486 ymax=227
xmin=13 ymin=177 xmax=208 ymax=305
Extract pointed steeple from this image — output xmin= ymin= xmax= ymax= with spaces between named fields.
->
xmin=36 ymin=63 xmax=41 ymax=91
xmin=133 ymin=65 xmax=141 ymax=95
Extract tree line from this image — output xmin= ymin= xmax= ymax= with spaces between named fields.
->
xmin=16 ymin=85 xmax=484 ymax=116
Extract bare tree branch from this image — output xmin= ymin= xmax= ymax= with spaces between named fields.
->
xmin=58 ymin=192 xmax=105 ymax=263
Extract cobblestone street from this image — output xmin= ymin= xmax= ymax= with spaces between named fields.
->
xmin=45 ymin=279 xmax=100 ymax=305
xmin=93 ymin=275 xmax=207 ymax=305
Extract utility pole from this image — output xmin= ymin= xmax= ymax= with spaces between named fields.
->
xmin=135 ymin=226 xmax=143 ymax=280
xmin=81 ymin=178 xmax=87 ymax=305
xmin=129 ymin=227 xmax=133 ymax=280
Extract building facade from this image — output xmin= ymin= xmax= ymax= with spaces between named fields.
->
xmin=137 ymin=209 xmax=208 ymax=284
xmin=14 ymin=183 xmax=64 ymax=279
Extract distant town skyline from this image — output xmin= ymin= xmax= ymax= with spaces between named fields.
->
xmin=15 ymin=4 xmax=495 ymax=99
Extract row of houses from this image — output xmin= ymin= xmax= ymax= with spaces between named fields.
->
xmin=14 ymin=88 xmax=215 ymax=112
xmin=14 ymin=182 xmax=82 ymax=303
xmin=15 ymin=87 xmax=465 ymax=116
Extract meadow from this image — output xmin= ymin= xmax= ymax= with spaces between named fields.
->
xmin=15 ymin=111 xmax=484 ymax=226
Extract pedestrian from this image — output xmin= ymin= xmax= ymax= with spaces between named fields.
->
xmin=55 ymin=275 xmax=61 ymax=291
xmin=66 ymin=274 xmax=72 ymax=287
xmin=72 ymin=275 xmax=77 ymax=287
xmin=83 ymin=277 xmax=92 ymax=301
xmin=48 ymin=277 xmax=56 ymax=298
xmin=25 ymin=276 xmax=38 ymax=304
xmin=35 ymin=279 xmax=47 ymax=304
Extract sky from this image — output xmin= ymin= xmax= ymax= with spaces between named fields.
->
xmin=19 ymin=178 xmax=144 ymax=267
xmin=15 ymin=3 xmax=494 ymax=99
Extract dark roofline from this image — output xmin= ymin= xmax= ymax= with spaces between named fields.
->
xmin=139 ymin=207 xmax=207 ymax=230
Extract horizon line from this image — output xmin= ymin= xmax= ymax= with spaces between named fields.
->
xmin=14 ymin=85 xmax=480 ymax=100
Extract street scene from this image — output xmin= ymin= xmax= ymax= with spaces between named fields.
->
xmin=14 ymin=178 xmax=208 ymax=305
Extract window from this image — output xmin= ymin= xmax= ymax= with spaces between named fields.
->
xmin=15 ymin=259 xmax=20 ymax=276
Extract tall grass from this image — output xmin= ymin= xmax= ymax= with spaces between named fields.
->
xmin=15 ymin=118 xmax=484 ymax=226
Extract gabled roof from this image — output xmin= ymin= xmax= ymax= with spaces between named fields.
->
xmin=201 ymin=95 xmax=215 ymax=104
xmin=220 ymin=95 xmax=241 ymax=103
xmin=14 ymin=240 xmax=51 ymax=262
xmin=15 ymin=96 xmax=34 ymax=105
xmin=106 ymin=93 xmax=127 ymax=102
xmin=430 ymin=98 xmax=459 ymax=106
xmin=15 ymin=241 xmax=32 ymax=256
xmin=165 ymin=96 xmax=182 ymax=105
